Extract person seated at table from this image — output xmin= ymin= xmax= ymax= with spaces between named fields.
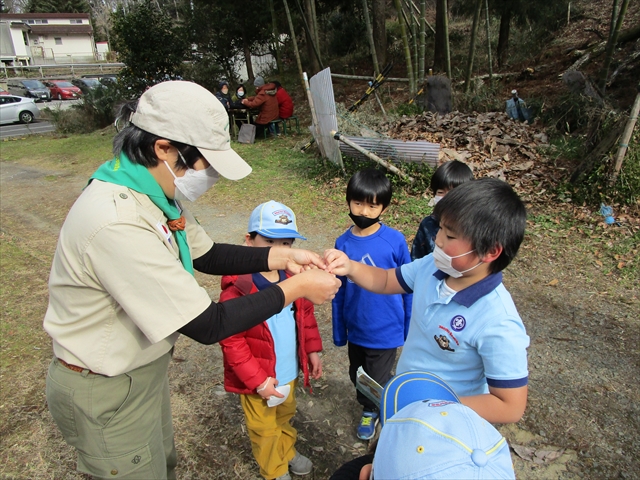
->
xmin=215 ymin=80 xmax=232 ymax=111
xmin=242 ymin=76 xmax=279 ymax=138
xmin=272 ymin=81 xmax=294 ymax=120
xmin=231 ymin=84 xmax=247 ymax=109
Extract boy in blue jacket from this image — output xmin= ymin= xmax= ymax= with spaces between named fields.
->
xmin=332 ymin=168 xmax=412 ymax=440
xmin=325 ymin=178 xmax=530 ymax=426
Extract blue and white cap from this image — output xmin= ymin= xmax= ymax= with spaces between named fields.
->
xmin=380 ymin=371 xmax=460 ymax=426
xmin=372 ymin=400 xmax=515 ymax=479
xmin=248 ymin=200 xmax=306 ymax=240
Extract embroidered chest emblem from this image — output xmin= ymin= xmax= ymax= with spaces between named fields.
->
xmin=434 ymin=334 xmax=455 ymax=352
xmin=450 ymin=315 xmax=466 ymax=331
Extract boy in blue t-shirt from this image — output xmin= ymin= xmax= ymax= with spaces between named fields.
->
xmin=332 ymin=169 xmax=413 ymax=440
xmin=411 ymin=160 xmax=474 ymax=260
xmin=326 ymin=178 xmax=530 ymax=425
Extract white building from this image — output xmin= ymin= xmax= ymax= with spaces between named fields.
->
xmin=0 ymin=13 xmax=97 ymax=65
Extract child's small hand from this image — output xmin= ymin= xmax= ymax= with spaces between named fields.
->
xmin=256 ymin=377 xmax=283 ymax=400
xmin=323 ymin=249 xmax=351 ymax=276
xmin=308 ymin=352 xmax=323 ymax=379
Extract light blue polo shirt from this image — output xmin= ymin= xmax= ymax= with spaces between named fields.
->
xmin=253 ymin=271 xmax=298 ymax=385
xmin=395 ymin=255 xmax=529 ymax=397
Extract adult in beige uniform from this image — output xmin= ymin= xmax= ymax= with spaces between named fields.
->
xmin=43 ymin=81 xmax=340 ymax=480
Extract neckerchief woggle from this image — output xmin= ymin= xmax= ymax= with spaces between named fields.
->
xmin=90 ymin=153 xmax=194 ymax=275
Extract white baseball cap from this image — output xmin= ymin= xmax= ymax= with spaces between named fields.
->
xmin=130 ymin=81 xmax=252 ymax=180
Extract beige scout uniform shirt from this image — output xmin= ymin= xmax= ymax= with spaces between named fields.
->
xmin=44 ymin=180 xmax=214 ymax=376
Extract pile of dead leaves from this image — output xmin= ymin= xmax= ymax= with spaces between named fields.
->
xmin=379 ymin=111 xmax=574 ymax=207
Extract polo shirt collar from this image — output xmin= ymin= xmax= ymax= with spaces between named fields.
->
xmin=433 ymin=270 xmax=503 ymax=307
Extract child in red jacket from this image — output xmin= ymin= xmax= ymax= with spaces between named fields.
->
xmin=219 ymin=200 xmax=322 ymax=480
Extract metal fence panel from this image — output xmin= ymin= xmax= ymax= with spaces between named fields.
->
xmin=309 ymin=67 xmax=342 ymax=166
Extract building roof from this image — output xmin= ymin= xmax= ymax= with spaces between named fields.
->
xmin=29 ymin=24 xmax=93 ymax=35
xmin=0 ymin=13 xmax=90 ymax=20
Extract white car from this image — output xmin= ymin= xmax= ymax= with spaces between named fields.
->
xmin=0 ymin=95 xmax=40 ymax=125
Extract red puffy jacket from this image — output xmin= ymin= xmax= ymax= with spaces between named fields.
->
xmin=276 ymin=87 xmax=294 ymax=119
xmin=219 ymin=273 xmax=322 ymax=394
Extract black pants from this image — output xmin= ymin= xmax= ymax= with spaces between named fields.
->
xmin=348 ymin=342 xmax=397 ymax=412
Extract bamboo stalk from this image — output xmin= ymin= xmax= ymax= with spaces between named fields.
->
xmin=362 ymin=0 xmax=381 ymax=75
xmin=463 ymin=0 xmax=483 ymax=93
xmin=283 ymin=0 xmax=306 ymax=95
xmin=332 ymin=131 xmax=414 ymax=183
xmin=610 ymin=86 xmax=640 ymax=185
xmin=484 ymin=0 xmax=493 ymax=88
xmin=394 ymin=0 xmax=416 ymax=94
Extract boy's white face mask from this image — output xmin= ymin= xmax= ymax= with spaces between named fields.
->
xmin=433 ymin=245 xmax=481 ymax=278
xmin=433 ymin=195 xmax=444 ymax=205
xmin=164 ymin=152 xmax=219 ymax=202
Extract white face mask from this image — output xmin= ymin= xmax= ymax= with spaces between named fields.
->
xmin=433 ymin=244 xmax=482 ymax=278
xmin=433 ymin=195 xmax=444 ymax=205
xmin=164 ymin=152 xmax=219 ymax=202
xmin=237 ymin=90 xmax=245 ymax=98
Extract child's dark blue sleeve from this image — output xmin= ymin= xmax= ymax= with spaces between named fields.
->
xmin=411 ymin=215 xmax=439 ymax=260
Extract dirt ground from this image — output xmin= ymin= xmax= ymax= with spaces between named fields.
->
xmin=0 ymin=157 xmax=638 ymax=480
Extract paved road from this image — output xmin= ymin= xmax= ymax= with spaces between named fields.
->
xmin=0 ymin=120 xmax=55 ymax=138
xmin=0 ymin=99 xmax=80 ymax=139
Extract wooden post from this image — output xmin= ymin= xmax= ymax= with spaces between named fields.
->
xmin=610 ymin=86 xmax=640 ymax=185
xmin=332 ymin=131 xmax=414 ymax=183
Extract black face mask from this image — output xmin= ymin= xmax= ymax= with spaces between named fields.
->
xmin=349 ymin=212 xmax=380 ymax=230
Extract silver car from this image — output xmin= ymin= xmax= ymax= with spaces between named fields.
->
xmin=0 ymin=95 xmax=40 ymax=124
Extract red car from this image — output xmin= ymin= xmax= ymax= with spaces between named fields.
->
xmin=0 ymin=86 xmax=9 ymax=95
xmin=44 ymin=80 xmax=82 ymax=100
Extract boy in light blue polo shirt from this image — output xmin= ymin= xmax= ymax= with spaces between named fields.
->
xmin=324 ymin=178 xmax=530 ymax=425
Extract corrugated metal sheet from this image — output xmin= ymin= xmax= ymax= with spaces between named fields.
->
xmin=309 ymin=67 xmax=342 ymax=166
xmin=339 ymin=136 xmax=439 ymax=166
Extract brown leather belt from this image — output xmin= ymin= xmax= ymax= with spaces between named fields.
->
xmin=57 ymin=358 xmax=97 ymax=375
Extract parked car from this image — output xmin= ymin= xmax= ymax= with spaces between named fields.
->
xmin=6 ymin=79 xmax=51 ymax=102
xmin=82 ymin=73 xmax=118 ymax=86
xmin=71 ymin=77 xmax=103 ymax=94
xmin=0 ymin=95 xmax=40 ymax=124
xmin=0 ymin=86 xmax=10 ymax=95
xmin=44 ymin=80 xmax=82 ymax=100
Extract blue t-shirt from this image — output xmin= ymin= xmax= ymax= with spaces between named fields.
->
xmin=332 ymin=223 xmax=413 ymax=349
xmin=253 ymin=271 xmax=297 ymax=384
xmin=395 ymin=255 xmax=529 ymax=397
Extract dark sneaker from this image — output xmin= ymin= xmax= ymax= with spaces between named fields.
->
xmin=289 ymin=451 xmax=312 ymax=475
xmin=357 ymin=410 xmax=379 ymax=440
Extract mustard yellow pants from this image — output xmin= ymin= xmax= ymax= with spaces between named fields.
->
xmin=239 ymin=379 xmax=298 ymax=479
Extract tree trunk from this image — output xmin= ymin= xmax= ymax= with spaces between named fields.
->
xmin=372 ymin=0 xmax=387 ymax=68
xmin=243 ymin=42 xmax=254 ymax=82
xmin=270 ymin=0 xmax=283 ymax=76
xmin=302 ymin=0 xmax=321 ymax=74
xmin=419 ymin=0 xmax=426 ymax=83
xmin=394 ymin=0 xmax=416 ymax=94
xmin=484 ymin=0 xmax=493 ymax=87
xmin=463 ymin=0 xmax=483 ymax=93
xmin=599 ymin=0 xmax=630 ymax=93
xmin=433 ymin=0 xmax=446 ymax=71
xmin=362 ymin=0 xmax=381 ymax=75
xmin=283 ymin=0 xmax=306 ymax=94
xmin=497 ymin=7 xmax=511 ymax=67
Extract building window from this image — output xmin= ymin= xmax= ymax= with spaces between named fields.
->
xmin=71 ymin=19 xmax=83 ymax=24
xmin=55 ymin=37 xmax=62 ymax=45
xmin=27 ymin=19 xmax=34 ymax=24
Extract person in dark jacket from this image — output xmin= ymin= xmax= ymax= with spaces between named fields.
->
xmin=215 ymin=80 xmax=232 ymax=111
xmin=242 ymin=76 xmax=279 ymax=137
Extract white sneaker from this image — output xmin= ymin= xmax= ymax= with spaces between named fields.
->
xmin=289 ymin=451 xmax=313 ymax=475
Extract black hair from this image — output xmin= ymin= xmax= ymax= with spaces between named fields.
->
xmin=272 ymin=81 xmax=282 ymax=89
xmin=433 ymin=178 xmax=526 ymax=274
xmin=112 ymin=99 xmax=202 ymax=170
xmin=346 ymin=168 xmax=392 ymax=208
xmin=430 ymin=160 xmax=474 ymax=193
